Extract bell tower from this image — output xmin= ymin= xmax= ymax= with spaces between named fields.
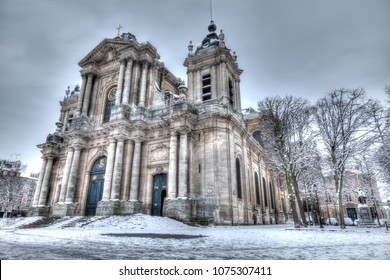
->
xmin=184 ymin=20 xmax=243 ymax=111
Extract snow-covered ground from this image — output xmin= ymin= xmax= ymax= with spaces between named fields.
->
xmin=0 ymin=214 xmax=389 ymax=260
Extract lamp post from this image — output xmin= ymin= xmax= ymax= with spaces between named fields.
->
xmin=371 ymin=196 xmax=381 ymax=226
xmin=307 ymin=186 xmax=313 ymax=226
xmin=314 ymin=184 xmax=323 ymax=228
xmin=325 ymin=191 xmax=331 ymax=226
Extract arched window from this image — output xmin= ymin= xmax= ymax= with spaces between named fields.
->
xmin=270 ymin=181 xmax=275 ymax=209
xmin=103 ymin=87 xmax=116 ymax=122
xmin=262 ymin=177 xmax=268 ymax=207
xmin=253 ymin=130 xmax=262 ymax=146
xmin=255 ymin=172 xmax=260 ymax=205
xmin=236 ymin=158 xmax=242 ymax=199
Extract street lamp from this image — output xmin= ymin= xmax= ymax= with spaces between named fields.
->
xmin=371 ymin=196 xmax=381 ymax=226
xmin=325 ymin=192 xmax=331 ymax=226
xmin=314 ymin=184 xmax=324 ymax=228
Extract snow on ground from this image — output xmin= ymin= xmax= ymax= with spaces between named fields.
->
xmin=0 ymin=216 xmax=43 ymax=228
xmin=0 ymin=214 xmax=389 ymax=260
xmin=79 ymin=214 xmax=192 ymax=230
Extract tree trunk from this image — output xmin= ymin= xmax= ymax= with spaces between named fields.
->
xmin=292 ymin=174 xmax=307 ymax=227
xmin=338 ymin=193 xmax=346 ymax=229
xmin=290 ymin=197 xmax=301 ymax=228
xmin=285 ymin=173 xmax=300 ymax=228
xmin=338 ymin=171 xmax=346 ymax=229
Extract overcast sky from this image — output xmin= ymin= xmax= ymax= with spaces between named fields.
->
xmin=0 ymin=0 xmax=389 ymax=174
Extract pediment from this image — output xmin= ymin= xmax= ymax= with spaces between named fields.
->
xmin=78 ymin=39 xmax=138 ymax=67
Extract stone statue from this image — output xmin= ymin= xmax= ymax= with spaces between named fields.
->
xmin=65 ymin=86 xmax=70 ymax=97
xmin=71 ymin=85 xmax=80 ymax=96
xmin=352 ymin=189 xmax=367 ymax=204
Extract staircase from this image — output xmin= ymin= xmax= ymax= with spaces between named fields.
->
xmin=18 ymin=216 xmax=62 ymax=228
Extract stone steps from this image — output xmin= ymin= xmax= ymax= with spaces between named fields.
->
xmin=18 ymin=216 xmax=62 ymax=228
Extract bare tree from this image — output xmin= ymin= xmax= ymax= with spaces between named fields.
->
xmin=0 ymin=162 xmax=36 ymax=218
xmin=369 ymin=91 xmax=390 ymax=194
xmin=314 ymin=88 xmax=377 ymax=229
xmin=258 ymin=95 xmax=316 ymax=228
xmin=297 ymin=148 xmax=327 ymax=226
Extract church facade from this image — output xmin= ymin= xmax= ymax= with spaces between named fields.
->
xmin=31 ymin=21 xmax=287 ymax=225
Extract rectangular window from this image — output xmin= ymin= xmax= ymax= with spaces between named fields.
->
xmin=202 ymin=74 xmax=211 ymax=101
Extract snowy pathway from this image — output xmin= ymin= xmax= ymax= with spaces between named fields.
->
xmin=0 ymin=215 xmax=389 ymax=260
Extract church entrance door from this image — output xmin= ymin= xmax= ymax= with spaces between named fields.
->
xmin=85 ymin=157 xmax=106 ymax=216
xmin=151 ymin=174 xmax=167 ymax=216
xmin=347 ymin=207 xmax=358 ymax=221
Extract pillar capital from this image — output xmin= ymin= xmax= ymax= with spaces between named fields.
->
xmin=141 ymin=60 xmax=150 ymax=68
xmin=131 ymin=136 xmax=145 ymax=144
xmin=80 ymin=69 xmax=98 ymax=77
xmin=125 ymin=55 xmax=136 ymax=62
xmin=178 ymin=127 xmax=191 ymax=135
xmin=69 ymin=144 xmax=84 ymax=151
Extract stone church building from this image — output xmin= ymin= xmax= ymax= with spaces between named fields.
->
xmin=31 ymin=21 xmax=287 ymax=225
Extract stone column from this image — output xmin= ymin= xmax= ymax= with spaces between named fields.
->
xmin=219 ymin=61 xmax=227 ymax=97
xmin=102 ymin=138 xmax=117 ymax=200
xmin=178 ymin=131 xmax=188 ymax=198
xmin=138 ymin=62 xmax=149 ymax=107
xmin=196 ymin=70 xmax=202 ymax=102
xmin=187 ymin=71 xmax=194 ymax=102
xmin=167 ymin=131 xmax=178 ymax=199
xmin=65 ymin=147 xmax=82 ymax=203
xmin=75 ymin=74 xmax=86 ymax=117
xmin=211 ymin=65 xmax=217 ymax=98
xmin=122 ymin=59 xmax=133 ymax=105
xmin=58 ymin=148 xmax=74 ymax=203
xmin=115 ymin=59 xmax=126 ymax=106
xmin=81 ymin=73 xmax=94 ymax=116
xmin=131 ymin=62 xmax=140 ymax=106
xmin=32 ymin=158 xmax=48 ymax=206
xmin=235 ymin=78 xmax=241 ymax=111
xmin=38 ymin=157 xmax=54 ymax=206
xmin=122 ymin=141 xmax=134 ymax=200
xmin=110 ymin=138 xmax=125 ymax=200
xmin=129 ymin=139 xmax=142 ymax=201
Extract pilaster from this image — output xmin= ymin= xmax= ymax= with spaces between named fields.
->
xmin=58 ymin=147 xmax=74 ymax=203
xmin=65 ymin=146 xmax=82 ymax=203
xmin=102 ymin=137 xmax=117 ymax=200
xmin=81 ymin=73 xmax=94 ymax=116
xmin=115 ymin=59 xmax=126 ymax=106
xmin=178 ymin=130 xmax=189 ymax=198
xmin=167 ymin=130 xmax=178 ymax=199
xmin=138 ymin=62 xmax=149 ymax=107
xmin=32 ymin=157 xmax=48 ymax=206
xmin=129 ymin=138 xmax=143 ymax=201
xmin=110 ymin=137 xmax=125 ymax=200
xmin=37 ymin=156 xmax=54 ymax=206
xmin=122 ymin=59 xmax=133 ymax=105
xmin=74 ymin=74 xmax=86 ymax=117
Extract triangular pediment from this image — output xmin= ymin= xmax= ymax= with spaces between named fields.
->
xmin=78 ymin=38 xmax=138 ymax=67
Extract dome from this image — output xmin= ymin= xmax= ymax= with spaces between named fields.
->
xmin=195 ymin=20 xmax=224 ymax=54
xmin=208 ymin=20 xmax=217 ymax=32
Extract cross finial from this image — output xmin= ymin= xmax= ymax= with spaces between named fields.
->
xmin=116 ymin=24 xmax=123 ymax=37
